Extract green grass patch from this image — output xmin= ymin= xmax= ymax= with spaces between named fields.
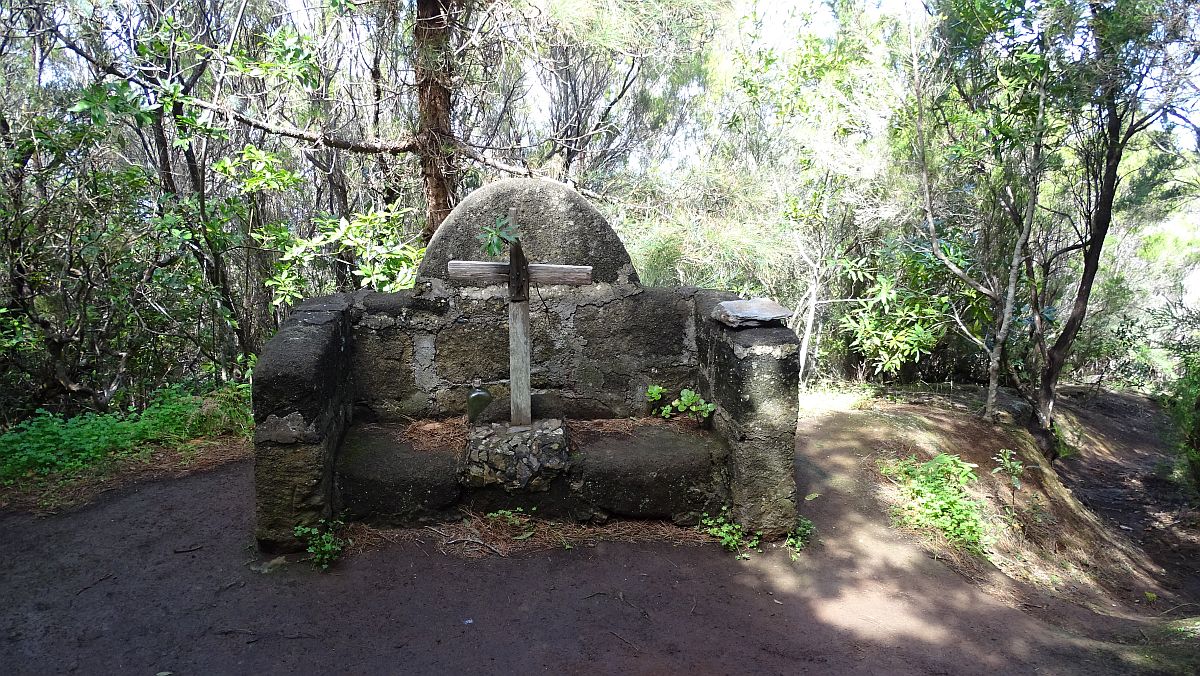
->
xmin=0 ymin=383 xmax=251 ymax=484
xmin=880 ymin=453 xmax=987 ymax=552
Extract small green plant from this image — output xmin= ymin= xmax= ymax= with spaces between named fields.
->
xmin=486 ymin=507 xmax=527 ymax=526
xmin=645 ymin=384 xmax=666 ymax=403
xmin=783 ymin=517 xmax=816 ymax=561
xmin=991 ymin=449 xmax=1025 ymax=514
xmin=486 ymin=506 xmax=536 ymax=539
xmin=673 ymin=389 xmax=716 ymax=420
xmin=649 ymin=385 xmax=716 ymax=422
xmin=478 ymin=213 xmax=518 ymax=256
xmin=880 ymin=453 xmax=986 ymax=552
xmin=292 ymin=519 xmax=348 ymax=570
xmin=700 ymin=506 xmax=761 ymax=559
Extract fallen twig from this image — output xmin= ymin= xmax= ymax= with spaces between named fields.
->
xmin=75 ymin=573 xmax=113 ymax=596
xmin=173 ymin=544 xmax=204 ymax=553
xmin=1159 ymin=602 xmax=1200 ymax=616
xmin=446 ymin=537 xmax=506 ymax=557
xmin=609 ymin=630 xmax=640 ymax=652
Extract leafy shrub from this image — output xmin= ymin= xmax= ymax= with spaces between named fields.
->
xmin=0 ymin=383 xmax=252 ymax=483
xmin=1166 ymin=355 xmax=1200 ymax=490
xmin=880 ymin=453 xmax=986 ymax=552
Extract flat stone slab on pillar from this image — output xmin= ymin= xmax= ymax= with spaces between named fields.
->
xmin=711 ymin=298 xmax=792 ymax=328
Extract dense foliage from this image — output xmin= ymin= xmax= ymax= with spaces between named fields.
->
xmin=0 ymin=384 xmax=251 ymax=482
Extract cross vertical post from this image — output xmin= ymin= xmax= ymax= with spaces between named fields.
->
xmin=445 ymin=210 xmax=594 ymax=426
xmin=507 ymin=209 xmax=532 ymax=425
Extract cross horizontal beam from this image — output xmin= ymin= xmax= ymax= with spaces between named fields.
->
xmin=447 ymin=261 xmax=594 ymax=286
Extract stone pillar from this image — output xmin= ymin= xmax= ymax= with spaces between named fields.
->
xmin=694 ymin=292 xmax=799 ymax=537
xmin=253 ymin=295 xmax=354 ymax=551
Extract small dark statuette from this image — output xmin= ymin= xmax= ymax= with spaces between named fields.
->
xmin=466 ymin=382 xmax=493 ymax=423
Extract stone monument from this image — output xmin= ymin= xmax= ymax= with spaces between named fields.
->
xmin=252 ymin=178 xmax=801 ymax=551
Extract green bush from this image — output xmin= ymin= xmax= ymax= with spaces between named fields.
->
xmin=0 ymin=383 xmax=252 ymax=483
xmin=880 ymin=453 xmax=986 ymax=552
xmin=1166 ymin=356 xmax=1200 ymax=490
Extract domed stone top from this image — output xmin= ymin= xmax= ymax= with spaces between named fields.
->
xmin=417 ymin=178 xmax=639 ymax=285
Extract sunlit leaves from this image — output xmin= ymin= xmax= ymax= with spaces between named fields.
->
xmin=254 ymin=206 xmax=425 ymax=306
xmin=69 ymin=79 xmax=158 ymax=127
xmin=228 ymin=28 xmax=321 ymax=90
xmin=836 ymin=238 xmax=990 ymax=375
xmin=213 ymin=145 xmax=302 ymax=194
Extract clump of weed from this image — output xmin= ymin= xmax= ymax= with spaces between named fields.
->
xmin=486 ymin=507 xmax=537 ymax=540
xmin=293 ymin=519 xmax=349 ymax=570
xmin=699 ymin=506 xmax=761 ymax=559
xmin=880 ymin=453 xmax=986 ymax=552
xmin=645 ymin=384 xmax=715 ymax=422
xmin=783 ymin=516 xmax=817 ymax=561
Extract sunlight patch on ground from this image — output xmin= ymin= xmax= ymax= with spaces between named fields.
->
xmin=797 ymin=386 xmax=874 ymax=416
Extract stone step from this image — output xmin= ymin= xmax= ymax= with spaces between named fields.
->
xmin=334 ymin=419 xmax=729 ymax=526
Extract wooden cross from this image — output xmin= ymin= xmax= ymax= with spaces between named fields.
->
xmin=447 ymin=208 xmax=594 ymax=426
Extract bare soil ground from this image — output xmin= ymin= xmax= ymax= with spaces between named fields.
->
xmin=1 ymin=391 xmax=1197 ymax=674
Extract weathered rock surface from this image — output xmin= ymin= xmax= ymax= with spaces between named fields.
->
xmin=711 ymin=298 xmax=792 ymax=328
xmin=336 ymin=423 xmax=462 ymax=524
xmin=463 ymin=419 xmax=569 ymax=491
xmin=253 ymin=294 xmax=354 ymax=551
xmin=697 ymin=299 xmax=801 ymax=538
xmin=570 ymin=424 xmax=728 ymax=524
xmin=416 ymin=178 xmax=639 ymax=284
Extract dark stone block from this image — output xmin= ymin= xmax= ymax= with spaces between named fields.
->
xmin=575 ymin=287 xmax=688 ymax=370
xmin=353 ymin=331 xmax=416 ymax=401
xmin=571 ymin=424 xmax=727 ymax=523
xmin=253 ymin=307 xmax=349 ymax=426
xmin=293 ymin=293 xmax=351 ymax=314
xmin=358 ymin=290 xmax=415 ymax=315
xmin=335 ymin=423 xmax=463 ymax=524
xmin=531 ymin=392 xmax=619 ymax=420
xmin=711 ymin=327 xmax=800 ymax=428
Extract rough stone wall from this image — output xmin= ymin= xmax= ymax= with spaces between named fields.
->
xmin=694 ymin=291 xmax=800 ymax=537
xmin=252 ymin=295 xmax=355 ymax=550
xmin=349 ymin=282 xmax=701 ymax=422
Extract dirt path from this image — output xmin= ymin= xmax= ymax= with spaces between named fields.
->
xmin=1056 ymin=389 xmax=1200 ymax=604
xmin=2 ymin=440 xmax=1165 ymax=674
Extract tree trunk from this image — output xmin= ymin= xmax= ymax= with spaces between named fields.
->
xmin=1033 ymin=80 xmax=1124 ymax=453
xmin=797 ymin=280 xmax=818 ymax=385
xmin=415 ymin=0 xmax=460 ymax=242
xmin=987 ymin=70 xmax=1047 ymax=420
